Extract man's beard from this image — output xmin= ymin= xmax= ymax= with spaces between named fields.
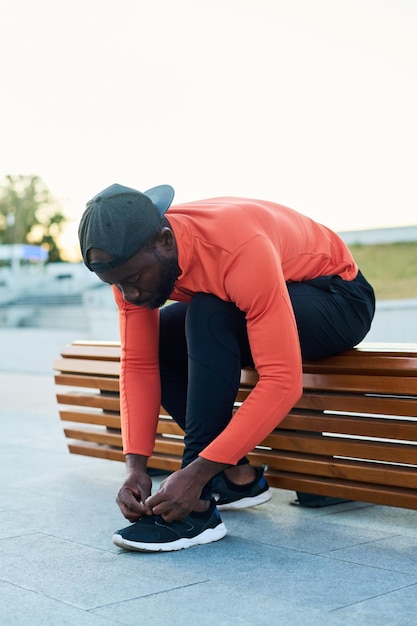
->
xmin=147 ymin=248 xmax=180 ymax=309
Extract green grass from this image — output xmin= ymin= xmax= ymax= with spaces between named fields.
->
xmin=348 ymin=242 xmax=417 ymax=301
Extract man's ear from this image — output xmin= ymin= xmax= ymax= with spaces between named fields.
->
xmin=157 ymin=227 xmax=176 ymax=252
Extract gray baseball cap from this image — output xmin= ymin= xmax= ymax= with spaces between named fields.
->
xmin=79 ymin=183 xmax=175 ymax=272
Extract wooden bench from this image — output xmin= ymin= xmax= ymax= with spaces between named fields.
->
xmin=54 ymin=341 xmax=417 ymax=510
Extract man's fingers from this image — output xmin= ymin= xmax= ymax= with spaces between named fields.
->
xmin=148 ymin=501 xmax=169 ymax=516
xmin=146 ymin=495 xmax=189 ymax=521
xmin=123 ymin=510 xmax=141 ymax=523
xmin=145 ymin=492 xmax=162 ymax=509
xmin=116 ymin=487 xmax=149 ymax=521
xmin=117 ymin=500 xmax=140 ymax=522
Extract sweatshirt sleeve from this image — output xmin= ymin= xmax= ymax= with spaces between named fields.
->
xmin=199 ymin=235 xmax=303 ymax=464
xmin=113 ymin=286 xmax=161 ymax=456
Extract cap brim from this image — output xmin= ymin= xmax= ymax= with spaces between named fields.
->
xmin=143 ymin=184 xmax=175 ymax=216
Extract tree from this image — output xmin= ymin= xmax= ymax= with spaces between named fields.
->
xmin=0 ymin=174 xmax=67 ymax=261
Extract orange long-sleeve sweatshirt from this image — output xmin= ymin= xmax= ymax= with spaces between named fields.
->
xmin=113 ymin=197 xmax=358 ymax=465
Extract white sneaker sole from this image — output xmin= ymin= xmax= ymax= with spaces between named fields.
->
xmin=112 ymin=522 xmax=227 ymax=552
xmin=216 ymin=488 xmax=272 ymax=511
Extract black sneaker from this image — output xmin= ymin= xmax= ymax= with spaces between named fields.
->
xmin=212 ymin=465 xmax=272 ymax=510
xmin=112 ymin=500 xmax=227 ymax=552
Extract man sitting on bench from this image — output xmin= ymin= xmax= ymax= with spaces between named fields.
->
xmin=78 ymin=182 xmax=375 ymax=552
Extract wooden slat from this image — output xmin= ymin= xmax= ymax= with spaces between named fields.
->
xmin=302 ymin=372 xmax=417 ymax=395
xmin=262 ymin=431 xmax=417 ymax=464
xmin=281 ymin=410 xmax=417 ymax=441
xmin=303 ymin=354 xmax=417 ymax=376
xmin=68 ymin=442 xmax=124 ymax=462
xmin=357 ymin=342 xmax=417 ymax=355
xmin=55 ymin=373 xmax=119 ymax=392
xmin=153 ymin=436 xmax=187 ymax=457
xmin=241 ymin=354 xmax=417 ymax=387
xmin=59 ymin=409 xmax=121 ymax=428
xmin=156 ymin=417 xmax=185 ymax=436
xmin=60 ymin=344 xmax=121 ymax=361
xmin=147 ymin=454 xmax=182 ymax=472
xmin=72 ymin=340 xmax=121 ymax=348
xmin=56 ymin=343 xmax=417 ymax=371
xmin=295 ymin=392 xmax=417 ymax=418
xmin=54 ymin=357 xmax=120 ymax=377
xmin=235 ymin=388 xmax=253 ymax=402
xmin=239 ymin=369 xmax=258 ymax=386
xmin=64 ymin=427 xmax=122 ymax=447
xmin=57 ymin=391 xmax=120 ymax=412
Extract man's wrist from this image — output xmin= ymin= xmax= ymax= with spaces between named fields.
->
xmin=184 ymin=456 xmax=229 ymax=486
xmin=125 ymin=453 xmax=148 ymax=474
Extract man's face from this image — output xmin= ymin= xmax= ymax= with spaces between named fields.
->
xmin=89 ymin=239 xmax=180 ymax=310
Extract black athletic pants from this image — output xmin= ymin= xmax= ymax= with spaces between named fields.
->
xmin=158 ymin=271 xmax=375 ymax=498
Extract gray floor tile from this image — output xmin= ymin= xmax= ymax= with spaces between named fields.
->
xmin=92 ymin=579 xmax=349 ymax=626
xmin=110 ymin=535 xmax=414 ymax=611
xmin=0 ymin=509 xmax=39 ymax=540
xmin=311 ymin=501 xmax=417 ymax=537
xmin=331 ymin=583 xmax=417 ymax=626
xmin=221 ymin=502 xmax=394 ymax=554
xmin=323 ymin=534 xmax=417 ymax=575
xmin=0 ymin=533 xmax=206 ymax=610
xmin=0 ymin=580 xmax=113 ymax=626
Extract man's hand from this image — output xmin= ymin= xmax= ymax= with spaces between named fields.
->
xmin=145 ymin=469 xmax=203 ymax=522
xmin=116 ymin=454 xmax=152 ymax=522
xmin=145 ymin=457 xmax=228 ymax=523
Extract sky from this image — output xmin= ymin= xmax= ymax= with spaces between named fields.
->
xmin=1 ymin=0 xmax=416 ymax=260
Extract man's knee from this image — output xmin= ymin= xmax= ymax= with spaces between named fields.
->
xmin=187 ymin=293 xmax=224 ymax=318
xmin=159 ymin=302 xmax=188 ymax=362
xmin=186 ymin=294 xmax=249 ymax=363
xmin=186 ymin=293 xmax=245 ymax=339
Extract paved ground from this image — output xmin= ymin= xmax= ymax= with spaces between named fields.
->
xmin=1 ymin=328 xmax=417 ymax=625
